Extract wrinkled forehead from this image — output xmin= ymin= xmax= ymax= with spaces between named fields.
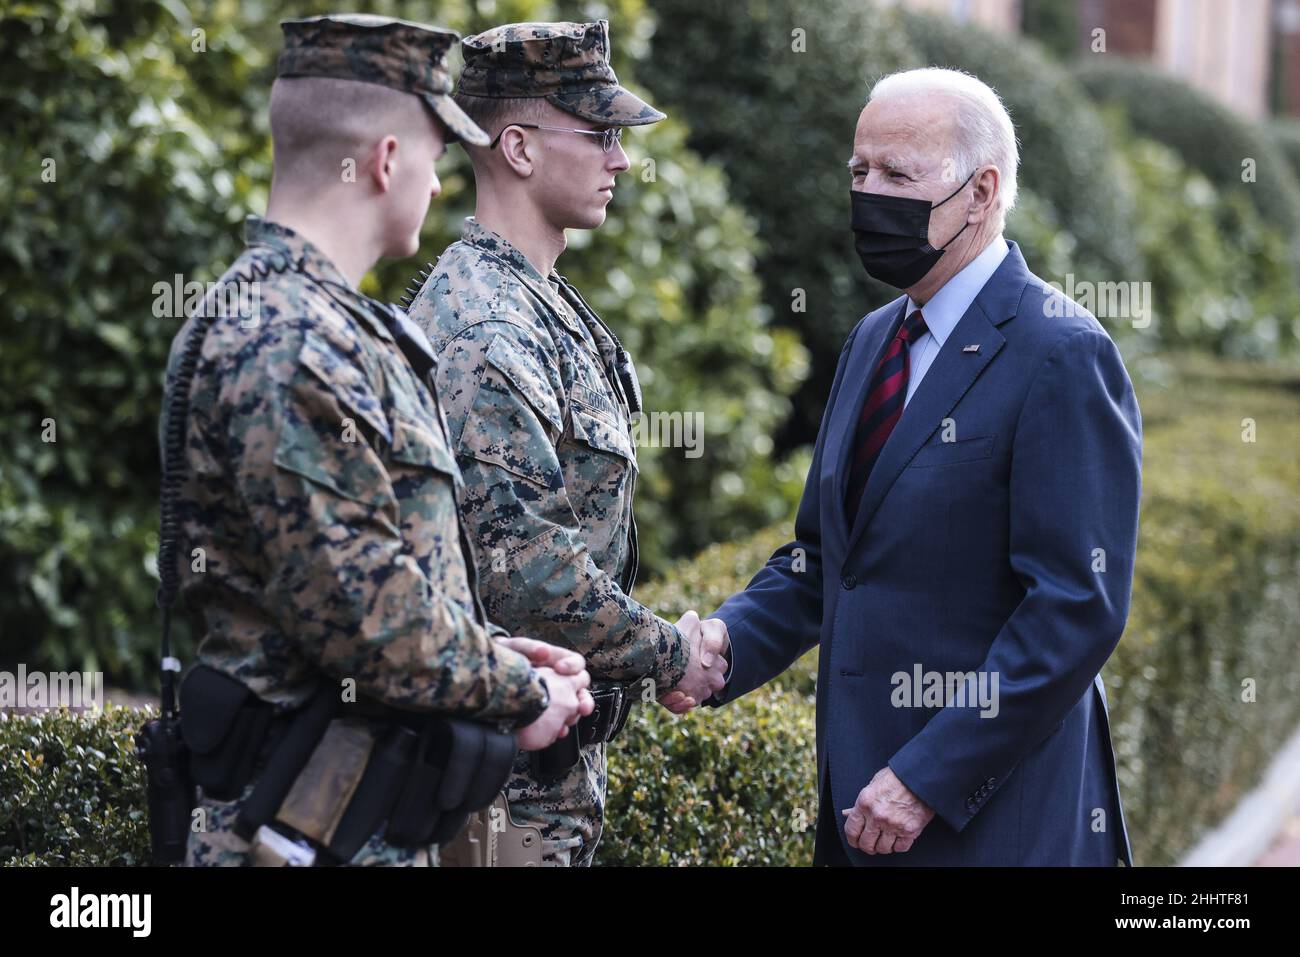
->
xmin=851 ymin=94 xmax=957 ymax=173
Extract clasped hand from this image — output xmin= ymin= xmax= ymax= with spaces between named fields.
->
xmin=658 ymin=610 xmax=730 ymax=714
xmin=497 ymin=636 xmax=595 ymax=751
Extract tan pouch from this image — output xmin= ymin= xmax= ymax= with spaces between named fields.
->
xmin=440 ymin=793 xmax=543 ymax=867
xmin=274 ymin=718 xmax=374 ymax=848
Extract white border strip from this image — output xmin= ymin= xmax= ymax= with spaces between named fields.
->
xmin=1180 ymin=720 xmax=1300 ymax=866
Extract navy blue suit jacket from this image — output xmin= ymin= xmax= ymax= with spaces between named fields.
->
xmin=711 ymin=242 xmax=1141 ymax=865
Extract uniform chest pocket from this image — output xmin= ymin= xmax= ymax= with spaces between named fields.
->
xmin=384 ymin=414 xmax=466 ymax=542
xmin=569 ymin=403 xmax=637 ymax=470
xmin=388 ymin=414 xmax=460 ymax=480
xmin=277 ymin=331 xmax=394 ymax=508
xmin=908 ymin=433 xmax=996 ymax=469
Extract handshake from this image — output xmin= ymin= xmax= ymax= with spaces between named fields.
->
xmin=497 ymin=610 xmax=732 ymax=751
xmin=658 ymin=610 xmax=730 ymax=715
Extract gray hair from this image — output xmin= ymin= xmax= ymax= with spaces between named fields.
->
xmin=869 ymin=67 xmax=1019 ymax=230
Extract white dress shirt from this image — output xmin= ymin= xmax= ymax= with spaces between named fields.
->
xmin=902 ymin=235 xmax=1009 ymax=407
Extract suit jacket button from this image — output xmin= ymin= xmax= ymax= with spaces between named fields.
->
xmin=840 ymin=574 xmax=857 ymax=590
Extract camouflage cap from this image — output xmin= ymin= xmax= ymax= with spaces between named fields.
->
xmin=458 ymin=20 xmax=665 ymax=127
xmin=278 ymin=13 xmax=489 ymax=146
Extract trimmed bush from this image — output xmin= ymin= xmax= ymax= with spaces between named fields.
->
xmin=1 ymin=706 xmax=151 ymax=866
xmin=1110 ymin=354 xmax=1300 ymax=864
xmin=1118 ymin=135 xmax=1298 ymax=357
xmin=602 ymin=681 xmax=818 ymax=866
xmin=1076 ymin=59 xmax=1300 ymax=241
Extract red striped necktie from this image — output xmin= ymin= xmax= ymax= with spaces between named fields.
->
xmin=845 ymin=309 xmax=929 ymax=523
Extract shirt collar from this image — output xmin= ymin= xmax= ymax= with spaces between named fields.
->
xmin=243 ymin=216 xmax=393 ymax=342
xmin=907 ymin=235 xmax=1009 ymax=347
xmin=243 ymin=216 xmax=350 ymax=288
xmin=459 ymin=217 xmax=576 ymax=324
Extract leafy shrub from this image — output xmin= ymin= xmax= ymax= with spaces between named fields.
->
xmin=1 ymin=706 xmax=151 ymax=866
xmin=0 ymin=0 xmax=271 ymax=688
xmin=1076 ymin=58 xmax=1300 ymax=242
xmin=1117 ymin=135 xmax=1298 ymax=357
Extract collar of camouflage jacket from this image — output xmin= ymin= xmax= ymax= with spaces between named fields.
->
xmin=242 ymin=215 xmax=395 ymax=344
xmin=458 ymin=217 xmax=582 ymax=334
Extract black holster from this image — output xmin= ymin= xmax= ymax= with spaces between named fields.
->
xmin=179 ymin=664 xmax=278 ymax=802
xmin=529 ymin=681 xmax=634 ymax=780
xmin=177 ymin=664 xmax=517 ymax=862
xmin=135 ymin=713 xmax=196 ymax=864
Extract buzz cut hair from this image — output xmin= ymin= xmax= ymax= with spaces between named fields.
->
xmin=452 ymin=92 xmax=550 ymax=145
xmin=269 ymin=76 xmax=441 ymax=181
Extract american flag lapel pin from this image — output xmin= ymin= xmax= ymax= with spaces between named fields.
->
xmin=963 ymin=344 xmax=981 ymax=353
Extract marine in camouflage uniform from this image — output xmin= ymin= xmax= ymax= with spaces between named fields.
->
xmin=173 ymin=14 xmax=549 ymax=867
xmin=404 ymin=21 xmax=685 ymax=866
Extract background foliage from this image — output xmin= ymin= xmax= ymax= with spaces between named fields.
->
xmin=638 ymin=0 xmax=921 ymax=442
xmin=1 ymin=0 xmax=805 ymax=686
xmin=1076 ymin=58 xmax=1300 ymax=240
xmin=637 ymin=2 xmax=1300 ymax=436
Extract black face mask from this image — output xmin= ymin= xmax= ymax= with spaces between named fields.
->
xmin=850 ymin=170 xmax=975 ymax=288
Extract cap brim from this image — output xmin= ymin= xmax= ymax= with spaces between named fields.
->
xmin=423 ymin=92 xmax=490 ymax=146
xmin=548 ymin=85 xmax=665 ymax=126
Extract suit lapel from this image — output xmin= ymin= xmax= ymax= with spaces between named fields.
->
xmin=843 ymin=241 xmax=1033 ymax=553
xmin=824 ymin=299 xmax=908 ymax=547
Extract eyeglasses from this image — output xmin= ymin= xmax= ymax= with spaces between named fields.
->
xmin=489 ymin=123 xmax=624 ymax=153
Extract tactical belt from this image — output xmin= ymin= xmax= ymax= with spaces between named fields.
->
xmin=180 ymin=664 xmax=516 ymax=865
xmin=529 ymin=681 xmax=634 ymax=780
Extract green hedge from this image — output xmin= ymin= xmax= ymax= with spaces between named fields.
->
xmin=1118 ymin=135 xmax=1298 ymax=357
xmin=1076 ymin=59 xmax=1300 ymax=241
xmin=1 ymin=706 xmax=151 ymax=865
xmin=1106 ymin=354 xmax=1300 ymax=864
xmin=6 ymin=357 xmax=1298 ymax=866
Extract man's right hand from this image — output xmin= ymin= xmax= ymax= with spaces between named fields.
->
xmin=658 ymin=610 xmax=729 ymax=714
xmin=517 ymin=665 xmax=594 ymax=751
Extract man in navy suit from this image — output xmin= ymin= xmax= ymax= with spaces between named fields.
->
xmin=662 ymin=68 xmax=1142 ymax=865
